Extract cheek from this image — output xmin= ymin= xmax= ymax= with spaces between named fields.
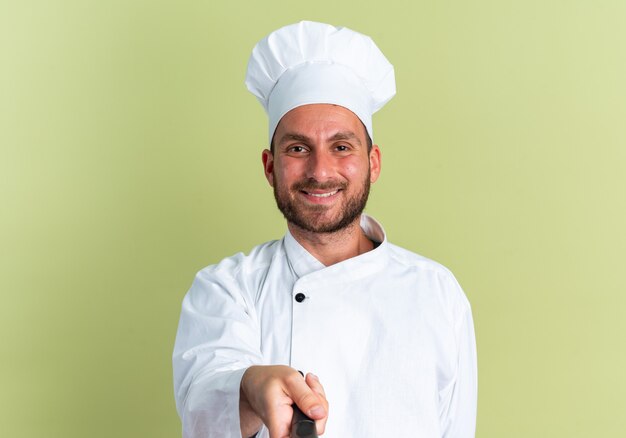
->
xmin=274 ymin=161 xmax=300 ymax=186
xmin=341 ymin=159 xmax=368 ymax=180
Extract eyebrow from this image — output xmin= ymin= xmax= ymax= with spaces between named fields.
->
xmin=277 ymin=131 xmax=362 ymax=146
xmin=278 ymin=133 xmax=312 ymax=145
xmin=328 ymin=131 xmax=362 ymax=145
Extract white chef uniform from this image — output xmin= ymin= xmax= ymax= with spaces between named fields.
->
xmin=173 ymin=215 xmax=477 ymax=437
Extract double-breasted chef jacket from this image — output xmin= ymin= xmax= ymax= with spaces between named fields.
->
xmin=173 ymin=215 xmax=477 ymax=437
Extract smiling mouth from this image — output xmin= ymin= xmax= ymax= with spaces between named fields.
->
xmin=302 ymin=189 xmax=340 ymax=198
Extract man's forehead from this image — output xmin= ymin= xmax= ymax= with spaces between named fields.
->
xmin=275 ymin=104 xmax=367 ymax=142
xmin=281 ymin=103 xmax=361 ymax=121
xmin=277 ymin=130 xmax=363 ymax=146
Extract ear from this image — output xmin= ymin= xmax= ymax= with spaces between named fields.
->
xmin=369 ymin=144 xmax=382 ymax=183
xmin=262 ymin=149 xmax=275 ymax=187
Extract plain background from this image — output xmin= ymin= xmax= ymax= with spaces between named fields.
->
xmin=2 ymin=1 xmax=625 ymax=436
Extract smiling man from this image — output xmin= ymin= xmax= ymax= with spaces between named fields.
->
xmin=173 ymin=21 xmax=477 ymax=438
xmin=265 ymin=104 xmax=380 ymax=264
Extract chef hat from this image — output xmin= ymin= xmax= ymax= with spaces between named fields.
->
xmin=245 ymin=21 xmax=396 ymax=144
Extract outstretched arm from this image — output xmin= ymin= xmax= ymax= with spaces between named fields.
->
xmin=173 ymin=267 xmax=263 ymax=438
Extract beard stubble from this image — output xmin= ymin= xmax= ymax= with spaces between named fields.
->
xmin=273 ymin=168 xmax=371 ymax=234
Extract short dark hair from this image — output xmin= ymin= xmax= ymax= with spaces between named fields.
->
xmin=365 ymin=132 xmax=373 ymax=152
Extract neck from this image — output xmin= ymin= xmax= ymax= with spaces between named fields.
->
xmin=287 ymin=216 xmax=374 ymax=266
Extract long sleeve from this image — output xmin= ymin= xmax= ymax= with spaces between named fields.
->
xmin=439 ymin=300 xmax=478 ymax=438
xmin=173 ymin=263 xmax=263 ymax=438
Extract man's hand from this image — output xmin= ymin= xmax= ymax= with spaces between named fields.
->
xmin=240 ymin=365 xmax=329 ymax=438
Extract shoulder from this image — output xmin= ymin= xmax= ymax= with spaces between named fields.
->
xmin=197 ymin=239 xmax=283 ymax=280
xmin=384 ymin=241 xmax=472 ymax=315
xmin=385 ymin=242 xmax=456 ymax=279
xmin=187 ymin=239 xmax=283 ymax=306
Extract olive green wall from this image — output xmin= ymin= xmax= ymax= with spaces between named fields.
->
xmin=2 ymin=1 xmax=625 ymax=436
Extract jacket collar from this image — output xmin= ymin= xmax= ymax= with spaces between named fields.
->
xmin=283 ymin=214 xmax=388 ymax=281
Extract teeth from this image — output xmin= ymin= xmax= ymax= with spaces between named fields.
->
xmin=307 ymin=190 xmax=338 ymax=198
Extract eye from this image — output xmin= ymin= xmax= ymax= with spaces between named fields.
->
xmin=289 ymin=145 xmax=306 ymax=153
xmin=335 ymin=144 xmax=350 ymax=152
xmin=285 ymin=144 xmax=309 ymax=155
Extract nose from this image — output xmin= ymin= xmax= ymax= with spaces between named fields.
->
xmin=306 ymin=148 xmax=333 ymax=181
